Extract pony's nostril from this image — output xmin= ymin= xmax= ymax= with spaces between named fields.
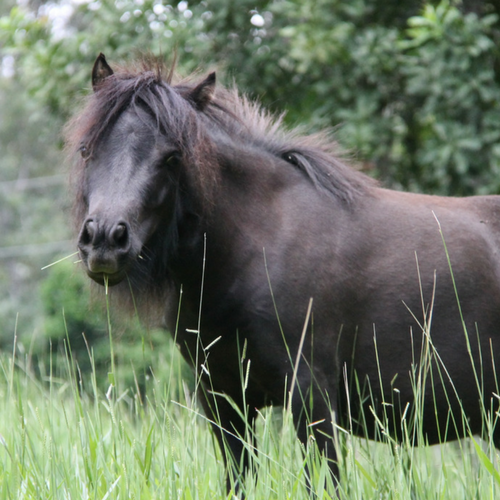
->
xmin=111 ymin=222 xmax=129 ymax=248
xmin=86 ymin=220 xmax=97 ymax=242
xmin=80 ymin=219 xmax=97 ymax=246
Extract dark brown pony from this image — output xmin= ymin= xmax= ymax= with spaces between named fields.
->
xmin=68 ymin=54 xmax=500 ymax=494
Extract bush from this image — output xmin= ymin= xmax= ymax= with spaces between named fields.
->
xmin=39 ymin=260 xmax=187 ymax=395
xmin=279 ymin=0 xmax=500 ymax=194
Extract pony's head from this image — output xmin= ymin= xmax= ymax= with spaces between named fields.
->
xmin=68 ymin=54 xmax=217 ymax=287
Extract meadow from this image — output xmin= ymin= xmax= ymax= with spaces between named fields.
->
xmin=1 ymin=319 xmax=500 ymax=500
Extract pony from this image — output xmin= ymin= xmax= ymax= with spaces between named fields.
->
xmin=67 ymin=53 xmax=500 ymax=494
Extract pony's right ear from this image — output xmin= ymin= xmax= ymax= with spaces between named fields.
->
xmin=92 ymin=53 xmax=114 ymax=91
xmin=189 ymin=72 xmax=216 ymax=110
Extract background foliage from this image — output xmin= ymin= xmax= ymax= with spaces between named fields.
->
xmin=1 ymin=0 xmax=500 ymax=381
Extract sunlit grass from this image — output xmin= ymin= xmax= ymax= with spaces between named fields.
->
xmin=0 ymin=344 xmax=227 ymax=499
xmin=0 ymin=336 xmax=499 ymax=500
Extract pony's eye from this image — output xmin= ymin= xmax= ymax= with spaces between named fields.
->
xmin=79 ymin=145 xmax=91 ymax=160
xmin=283 ymin=152 xmax=300 ymax=167
xmin=165 ymin=151 xmax=181 ymax=167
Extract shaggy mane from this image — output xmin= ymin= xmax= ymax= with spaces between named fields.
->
xmin=66 ymin=57 xmax=376 ymax=210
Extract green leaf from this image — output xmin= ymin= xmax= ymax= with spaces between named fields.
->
xmin=471 ymin=437 xmax=500 ymax=486
xmin=354 ymin=459 xmax=377 ymax=488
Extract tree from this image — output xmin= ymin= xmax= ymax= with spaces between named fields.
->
xmin=2 ymin=0 xmax=500 ymax=194
xmin=0 ymin=69 xmax=69 ymax=342
xmin=278 ymin=0 xmax=500 ymax=193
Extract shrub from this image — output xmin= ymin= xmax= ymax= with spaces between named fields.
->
xmin=39 ymin=260 xmax=186 ymax=394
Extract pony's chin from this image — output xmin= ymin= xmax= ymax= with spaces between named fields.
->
xmin=87 ymin=270 xmax=126 ymax=287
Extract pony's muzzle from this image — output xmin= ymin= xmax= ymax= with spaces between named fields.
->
xmin=77 ymin=217 xmax=132 ymax=285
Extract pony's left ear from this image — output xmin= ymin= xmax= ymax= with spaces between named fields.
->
xmin=92 ymin=53 xmax=114 ymax=91
xmin=189 ymin=72 xmax=216 ymax=110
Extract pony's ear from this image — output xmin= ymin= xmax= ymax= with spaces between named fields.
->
xmin=189 ymin=72 xmax=216 ymax=110
xmin=92 ymin=53 xmax=114 ymax=91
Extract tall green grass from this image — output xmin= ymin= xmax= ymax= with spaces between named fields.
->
xmin=1 ymin=329 xmax=500 ymax=500
xmin=0 ymin=331 xmax=313 ymax=499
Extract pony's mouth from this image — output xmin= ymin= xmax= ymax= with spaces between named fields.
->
xmin=86 ymin=270 xmax=127 ymax=287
